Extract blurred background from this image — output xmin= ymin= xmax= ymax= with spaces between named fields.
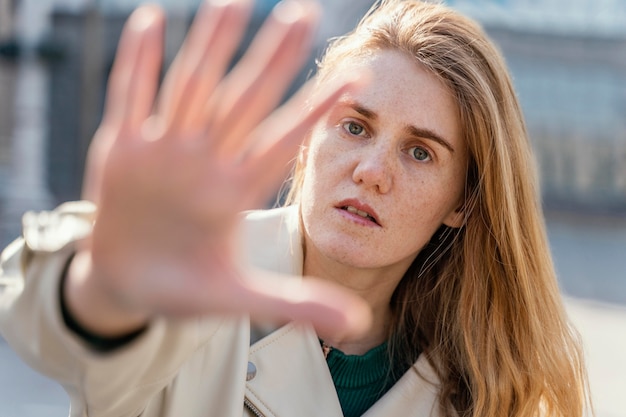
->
xmin=0 ymin=0 xmax=624 ymax=416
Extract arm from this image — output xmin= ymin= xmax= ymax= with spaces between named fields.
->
xmin=0 ymin=203 xmax=214 ymax=416
xmin=1 ymin=0 xmax=370 ymax=414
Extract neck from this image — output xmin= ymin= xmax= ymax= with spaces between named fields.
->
xmin=304 ymin=245 xmax=408 ymax=356
xmin=319 ymin=305 xmax=391 ymax=355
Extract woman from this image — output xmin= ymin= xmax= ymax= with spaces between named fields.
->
xmin=0 ymin=0 xmax=589 ymax=416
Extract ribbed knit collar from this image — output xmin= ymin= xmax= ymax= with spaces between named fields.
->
xmin=324 ymin=341 xmax=390 ymax=389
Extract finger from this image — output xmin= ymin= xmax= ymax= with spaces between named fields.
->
xmin=132 ymin=267 xmax=372 ymax=339
xmin=158 ymin=0 xmax=253 ymax=131
xmin=208 ymin=0 xmax=321 ymax=154
xmin=242 ymin=74 xmax=368 ymax=208
xmin=123 ymin=9 xmax=166 ymax=134
xmin=102 ymin=5 xmax=164 ymax=131
xmin=83 ymin=6 xmax=165 ymax=204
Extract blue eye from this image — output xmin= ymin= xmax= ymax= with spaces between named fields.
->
xmin=409 ymin=147 xmax=431 ymax=162
xmin=343 ymin=121 xmax=366 ymax=136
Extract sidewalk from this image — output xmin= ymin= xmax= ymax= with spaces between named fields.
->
xmin=0 ymin=296 xmax=624 ymax=416
xmin=566 ymin=297 xmax=626 ymax=417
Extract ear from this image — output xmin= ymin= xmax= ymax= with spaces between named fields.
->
xmin=442 ymin=205 xmax=465 ymax=229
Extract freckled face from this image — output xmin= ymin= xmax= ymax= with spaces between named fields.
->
xmin=300 ymin=49 xmax=467 ymax=276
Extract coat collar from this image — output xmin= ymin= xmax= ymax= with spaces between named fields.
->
xmin=246 ymin=322 xmax=443 ymax=417
xmin=240 ymin=205 xmax=303 ymax=277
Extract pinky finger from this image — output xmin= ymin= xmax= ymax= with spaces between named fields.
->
xmin=102 ymin=5 xmax=165 ymax=134
xmin=123 ymin=8 xmax=165 ymax=134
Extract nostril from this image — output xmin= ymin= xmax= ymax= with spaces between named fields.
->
xmin=352 ymin=161 xmax=392 ymax=194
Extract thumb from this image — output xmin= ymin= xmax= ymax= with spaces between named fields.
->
xmin=237 ymin=269 xmax=373 ymax=340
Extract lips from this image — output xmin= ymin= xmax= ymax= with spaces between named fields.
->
xmin=336 ymin=199 xmax=381 ymax=226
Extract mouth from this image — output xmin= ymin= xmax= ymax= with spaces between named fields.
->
xmin=338 ymin=204 xmax=380 ymax=226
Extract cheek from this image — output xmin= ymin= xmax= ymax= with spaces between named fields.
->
xmin=445 ymin=167 xmax=467 ymax=211
xmin=300 ymin=151 xmax=320 ymax=194
xmin=302 ymin=138 xmax=341 ymax=189
xmin=299 ymin=149 xmax=327 ymax=211
xmin=396 ymin=175 xmax=462 ymax=229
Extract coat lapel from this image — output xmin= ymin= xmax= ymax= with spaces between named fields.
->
xmin=362 ymin=355 xmax=443 ymax=417
xmin=241 ymin=207 xmax=443 ymax=416
xmin=245 ymin=322 xmax=343 ymax=417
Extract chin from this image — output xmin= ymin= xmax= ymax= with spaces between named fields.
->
xmin=316 ymin=239 xmax=385 ymax=268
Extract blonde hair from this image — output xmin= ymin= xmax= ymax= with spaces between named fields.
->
xmin=287 ymin=1 xmax=590 ymax=416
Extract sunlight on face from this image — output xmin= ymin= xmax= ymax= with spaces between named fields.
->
xmin=301 ymin=49 xmax=467 ymax=281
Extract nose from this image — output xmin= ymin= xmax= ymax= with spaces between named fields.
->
xmin=352 ymin=144 xmax=394 ymax=194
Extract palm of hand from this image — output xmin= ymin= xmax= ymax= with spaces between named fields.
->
xmin=73 ymin=0 xmax=371 ymax=338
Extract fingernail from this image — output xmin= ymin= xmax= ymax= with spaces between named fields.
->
xmin=128 ymin=5 xmax=164 ymax=32
xmin=209 ymin=0 xmax=250 ymax=8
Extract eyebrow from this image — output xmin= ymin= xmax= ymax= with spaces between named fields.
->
xmin=405 ymin=125 xmax=455 ymax=154
xmin=345 ymin=101 xmax=455 ymax=154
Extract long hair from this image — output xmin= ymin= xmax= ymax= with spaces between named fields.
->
xmin=286 ymin=1 xmax=590 ymax=416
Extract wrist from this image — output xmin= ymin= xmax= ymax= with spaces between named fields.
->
xmin=64 ymin=250 xmax=150 ymax=339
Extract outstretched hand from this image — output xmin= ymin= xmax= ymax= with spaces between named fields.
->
xmin=67 ymin=0 xmax=371 ymax=339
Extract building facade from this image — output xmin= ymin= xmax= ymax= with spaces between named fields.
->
xmin=1 ymin=0 xmax=625 ymax=244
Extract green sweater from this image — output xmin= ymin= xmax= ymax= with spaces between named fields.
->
xmin=324 ymin=341 xmax=408 ymax=417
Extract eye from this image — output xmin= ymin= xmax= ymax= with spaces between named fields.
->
xmin=409 ymin=146 xmax=431 ymax=162
xmin=342 ymin=121 xmax=367 ymax=137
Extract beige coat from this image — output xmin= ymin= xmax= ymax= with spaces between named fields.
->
xmin=0 ymin=202 xmax=443 ymax=417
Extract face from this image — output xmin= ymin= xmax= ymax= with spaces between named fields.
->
xmin=300 ymin=49 xmax=467 ymax=278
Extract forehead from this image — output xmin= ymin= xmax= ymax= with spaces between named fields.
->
xmin=328 ymin=49 xmax=462 ymax=148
